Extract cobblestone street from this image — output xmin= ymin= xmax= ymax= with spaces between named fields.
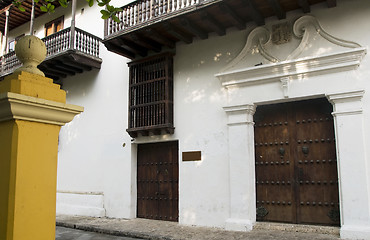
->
xmin=56 ymin=215 xmax=340 ymax=240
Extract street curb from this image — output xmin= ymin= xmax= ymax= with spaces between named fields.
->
xmin=56 ymin=221 xmax=172 ymax=240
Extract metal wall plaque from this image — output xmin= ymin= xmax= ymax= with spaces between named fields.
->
xmin=182 ymin=151 xmax=201 ymax=161
xmin=272 ymin=22 xmax=291 ymax=45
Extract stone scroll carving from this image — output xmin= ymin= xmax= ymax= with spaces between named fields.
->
xmin=221 ymin=15 xmax=363 ymax=73
xmin=217 ymin=15 xmax=366 ymax=98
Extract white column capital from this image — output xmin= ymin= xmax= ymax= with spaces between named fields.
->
xmin=326 ymin=90 xmax=364 ymax=116
xmin=223 ymin=104 xmax=256 ymax=126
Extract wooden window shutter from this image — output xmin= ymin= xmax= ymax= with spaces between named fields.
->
xmin=127 ymin=53 xmax=174 ymax=138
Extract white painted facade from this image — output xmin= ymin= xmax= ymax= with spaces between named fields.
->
xmin=4 ymin=0 xmax=370 ymax=239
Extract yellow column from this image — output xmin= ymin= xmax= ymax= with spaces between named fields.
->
xmin=0 ymin=71 xmax=83 ymax=240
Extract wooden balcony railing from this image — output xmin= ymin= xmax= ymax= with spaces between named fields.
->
xmin=103 ymin=0 xmax=337 ymax=59
xmin=105 ymin=0 xmax=212 ymax=38
xmin=1 ymin=27 xmax=101 ymax=78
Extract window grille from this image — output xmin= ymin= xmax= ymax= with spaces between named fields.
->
xmin=127 ymin=53 xmax=174 ymax=138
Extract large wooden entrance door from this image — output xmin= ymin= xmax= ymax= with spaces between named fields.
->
xmin=137 ymin=141 xmax=179 ymax=222
xmin=254 ymin=98 xmax=340 ymax=226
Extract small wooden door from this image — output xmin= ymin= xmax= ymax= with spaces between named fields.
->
xmin=254 ymin=98 xmax=340 ymax=226
xmin=137 ymin=141 xmax=179 ymax=221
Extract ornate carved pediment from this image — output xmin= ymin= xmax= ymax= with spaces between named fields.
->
xmin=216 ymin=15 xmax=366 ymax=98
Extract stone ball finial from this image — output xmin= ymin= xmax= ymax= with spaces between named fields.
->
xmin=14 ymin=35 xmax=47 ymax=76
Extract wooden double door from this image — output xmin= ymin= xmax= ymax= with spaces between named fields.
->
xmin=137 ymin=141 xmax=179 ymax=222
xmin=254 ymin=98 xmax=340 ymax=226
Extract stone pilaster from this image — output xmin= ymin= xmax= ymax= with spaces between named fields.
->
xmin=224 ymin=104 xmax=256 ymax=231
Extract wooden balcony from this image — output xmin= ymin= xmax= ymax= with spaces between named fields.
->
xmin=0 ymin=27 xmax=102 ymax=83
xmin=103 ymin=0 xmax=336 ymax=59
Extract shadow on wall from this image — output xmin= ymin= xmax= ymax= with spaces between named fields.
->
xmin=61 ymin=68 xmax=99 ymax=98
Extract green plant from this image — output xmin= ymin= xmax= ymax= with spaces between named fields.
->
xmin=13 ymin=0 xmax=122 ymax=22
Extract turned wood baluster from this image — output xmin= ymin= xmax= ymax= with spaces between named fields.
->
xmin=160 ymin=0 xmax=163 ymax=15
xmin=123 ymin=8 xmax=127 ymax=29
xmin=86 ymin=35 xmax=90 ymax=55
xmin=127 ymin=7 xmax=131 ymax=27
xmin=120 ymin=10 xmax=124 ymax=30
xmin=135 ymin=5 xmax=138 ymax=24
xmin=151 ymin=0 xmax=154 ymax=18
xmin=146 ymin=0 xmax=150 ymax=20
xmin=168 ymin=0 xmax=172 ymax=12
xmin=130 ymin=6 xmax=134 ymax=26
xmin=66 ymin=30 xmax=70 ymax=49
xmin=75 ymin=31 xmax=79 ymax=51
xmin=62 ymin=31 xmax=65 ymax=50
xmin=138 ymin=1 xmax=142 ymax=23
xmin=58 ymin=33 xmax=62 ymax=53
xmin=83 ymin=33 xmax=87 ymax=54
xmin=163 ymin=0 xmax=167 ymax=14
xmin=93 ymin=37 xmax=97 ymax=57
xmin=89 ymin=35 xmax=93 ymax=55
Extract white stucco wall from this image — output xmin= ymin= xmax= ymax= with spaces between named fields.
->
xmin=169 ymin=0 xmax=370 ymax=236
xmin=5 ymin=1 xmax=135 ymax=219
xmin=4 ymin=0 xmax=370 ymax=238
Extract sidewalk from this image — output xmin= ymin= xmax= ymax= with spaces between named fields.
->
xmin=56 ymin=215 xmax=340 ymax=240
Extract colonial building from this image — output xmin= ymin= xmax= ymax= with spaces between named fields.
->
xmin=1 ymin=0 xmax=369 ymax=239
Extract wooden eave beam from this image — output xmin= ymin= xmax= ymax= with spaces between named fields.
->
xmin=116 ymin=38 xmax=147 ymax=57
xmin=104 ymin=41 xmax=135 ymax=59
xmin=68 ymin=53 xmax=101 ymax=70
xmin=219 ymin=3 xmax=246 ymax=30
xmin=131 ymin=33 xmax=161 ymax=53
xmin=243 ymin=0 xmax=265 ymax=26
xmin=201 ymin=12 xmax=225 ymax=36
xmin=58 ymin=60 xmax=91 ymax=72
xmin=38 ymin=66 xmax=67 ymax=78
xmin=145 ymin=29 xmax=175 ymax=49
xmin=163 ymin=22 xmax=193 ymax=44
xmin=267 ymin=0 xmax=286 ymax=19
xmin=44 ymin=73 xmax=60 ymax=81
xmin=327 ymin=0 xmax=336 ymax=7
xmin=52 ymin=60 xmax=84 ymax=73
xmin=43 ymin=63 xmax=76 ymax=76
xmin=297 ymin=0 xmax=310 ymax=13
xmin=180 ymin=18 xmax=208 ymax=40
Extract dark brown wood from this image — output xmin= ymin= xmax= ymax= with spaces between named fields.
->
xmin=180 ymin=18 xmax=208 ymax=40
xmin=44 ymin=63 xmax=75 ymax=76
xmin=0 ymin=0 xmax=62 ymax=31
xmin=102 ymin=0 xmax=335 ymax=59
xmin=297 ymin=0 xmax=310 ymax=13
xmin=163 ymin=23 xmax=193 ymax=44
xmin=137 ymin=141 xmax=179 ymax=222
xmin=38 ymin=66 xmax=67 ymax=78
xmin=116 ymin=38 xmax=148 ymax=57
xmin=219 ymin=3 xmax=246 ymax=30
xmin=254 ymin=98 xmax=339 ymax=226
xmin=267 ymin=0 xmax=286 ymax=20
xmin=201 ymin=11 xmax=225 ymax=36
xmin=243 ymin=0 xmax=265 ymax=26
xmin=327 ymin=0 xmax=336 ymax=8
xmin=127 ymin=53 xmax=174 ymax=138
xmin=104 ymin=41 xmax=135 ymax=59
xmin=52 ymin=60 xmax=84 ymax=73
xmin=132 ymin=33 xmax=162 ymax=52
xmin=145 ymin=29 xmax=176 ymax=49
